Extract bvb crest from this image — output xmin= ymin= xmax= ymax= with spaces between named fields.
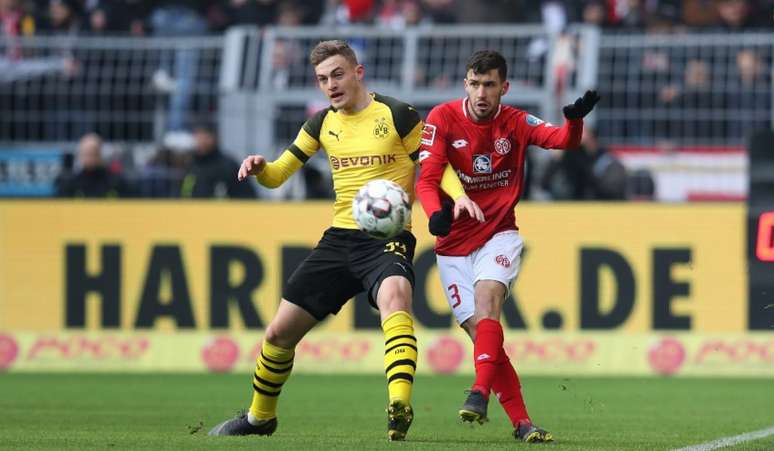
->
xmin=373 ymin=117 xmax=390 ymax=139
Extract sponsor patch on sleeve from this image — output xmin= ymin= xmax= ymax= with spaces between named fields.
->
xmin=525 ymin=114 xmax=545 ymax=127
xmin=421 ymin=124 xmax=437 ymax=146
xmin=418 ymin=150 xmax=432 ymax=162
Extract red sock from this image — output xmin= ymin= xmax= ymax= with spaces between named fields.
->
xmin=491 ymin=349 xmax=530 ymax=426
xmin=471 ymin=319 xmax=503 ymax=398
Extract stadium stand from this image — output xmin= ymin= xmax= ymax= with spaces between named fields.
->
xmin=0 ymin=0 xmax=771 ymax=200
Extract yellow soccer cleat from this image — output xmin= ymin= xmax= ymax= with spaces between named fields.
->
xmin=387 ymin=400 xmax=414 ymax=441
xmin=514 ymin=421 xmax=554 ymax=443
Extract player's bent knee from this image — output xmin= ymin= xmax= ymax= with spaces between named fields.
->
xmin=376 ymin=276 xmax=413 ymax=316
xmin=264 ymin=323 xmax=298 ymax=350
xmin=474 ymin=296 xmax=499 ymax=319
xmin=378 ymin=295 xmax=412 ymax=317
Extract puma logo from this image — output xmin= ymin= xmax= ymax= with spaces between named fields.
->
xmin=328 ymin=130 xmax=341 ymax=141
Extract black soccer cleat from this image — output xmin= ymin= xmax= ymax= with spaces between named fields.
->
xmin=208 ymin=411 xmax=277 ymax=437
xmin=514 ymin=421 xmax=553 ymax=443
xmin=458 ymin=390 xmax=488 ymax=424
xmin=387 ymin=400 xmax=414 ymax=441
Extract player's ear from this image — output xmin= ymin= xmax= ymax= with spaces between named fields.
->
xmin=355 ymin=64 xmax=365 ymax=81
xmin=501 ymin=80 xmax=510 ymax=96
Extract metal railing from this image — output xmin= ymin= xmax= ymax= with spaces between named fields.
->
xmin=1 ymin=26 xmax=772 ymax=201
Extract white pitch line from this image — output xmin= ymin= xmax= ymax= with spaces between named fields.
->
xmin=672 ymin=426 xmax=774 ymax=451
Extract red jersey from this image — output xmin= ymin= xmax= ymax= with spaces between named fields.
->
xmin=416 ymin=98 xmax=583 ymax=256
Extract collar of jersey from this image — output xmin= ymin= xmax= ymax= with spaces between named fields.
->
xmin=461 ymin=98 xmax=502 ymax=125
xmin=333 ymin=92 xmax=377 ymax=117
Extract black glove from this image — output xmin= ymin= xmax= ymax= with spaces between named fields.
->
xmin=428 ymin=201 xmax=453 ymax=237
xmin=563 ymin=90 xmax=600 ymax=120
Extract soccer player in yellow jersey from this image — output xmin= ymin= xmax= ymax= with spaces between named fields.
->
xmin=208 ymin=40 xmax=481 ymax=441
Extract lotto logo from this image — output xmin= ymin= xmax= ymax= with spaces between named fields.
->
xmin=495 ymin=255 xmax=511 ymax=268
xmin=452 ymin=139 xmax=468 ymax=149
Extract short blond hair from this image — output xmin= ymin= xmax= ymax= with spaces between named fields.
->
xmin=309 ymin=40 xmax=358 ymax=67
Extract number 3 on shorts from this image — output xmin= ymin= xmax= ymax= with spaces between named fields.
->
xmin=447 ymin=283 xmax=462 ymax=308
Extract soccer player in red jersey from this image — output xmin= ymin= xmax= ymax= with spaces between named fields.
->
xmin=415 ymin=50 xmax=599 ymax=443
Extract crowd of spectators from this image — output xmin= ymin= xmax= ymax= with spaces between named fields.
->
xmin=55 ymin=127 xmax=259 ymax=199
xmin=1 ymin=0 xmax=771 ymax=38
xmin=2 ymin=0 xmax=771 ymax=201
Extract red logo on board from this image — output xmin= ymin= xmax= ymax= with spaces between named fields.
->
xmin=0 ymin=334 xmax=19 ymax=370
xmin=648 ymin=337 xmax=686 ymax=376
xmin=201 ymin=336 xmax=240 ymax=373
xmin=426 ymin=336 xmax=464 ymax=374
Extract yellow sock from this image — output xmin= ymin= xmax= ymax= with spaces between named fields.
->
xmin=382 ymin=311 xmax=417 ymax=405
xmin=248 ymin=340 xmax=294 ymax=420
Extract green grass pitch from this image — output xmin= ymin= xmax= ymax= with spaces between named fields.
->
xmin=1 ymin=374 xmax=772 ymax=450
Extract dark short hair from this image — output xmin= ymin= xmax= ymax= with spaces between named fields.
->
xmin=466 ymin=50 xmax=508 ymax=81
xmin=309 ymin=40 xmax=359 ymax=67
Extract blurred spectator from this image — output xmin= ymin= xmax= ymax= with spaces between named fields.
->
xmin=598 ymin=0 xmax=645 ymax=29
xmin=84 ymin=5 xmax=107 ymax=33
xmin=710 ymin=0 xmax=764 ymax=30
xmin=80 ymin=0 xmax=144 ymax=35
xmin=541 ymin=128 xmax=628 ymax=200
xmin=276 ymin=0 xmax=304 ymax=25
xmin=455 ymin=0 xmax=537 ymax=24
xmin=1 ymin=0 xmax=36 ymax=59
xmin=271 ymin=38 xmax=302 ymax=89
xmin=401 ymin=0 xmax=428 ymax=26
xmin=210 ymin=0 xmax=272 ymax=29
xmin=56 ymin=133 xmax=133 ymax=197
xmin=599 ymin=0 xmax=683 ymax=31
xmin=1 ymin=0 xmax=34 ymax=36
xmin=0 ymin=0 xmax=77 ymax=85
xmin=138 ymin=146 xmax=189 ymax=197
xmin=101 ymin=0 xmax=153 ymax=36
xmin=628 ymin=168 xmax=656 ymax=200
xmin=150 ymin=1 xmax=208 ymax=131
xmin=321 ymin=0 xmax=374 ymax=24
xmin=38 ymin=0 xmax=80 ymax=34
xmin=683 ymin=0 xmax=720 ymax=27
xmin=180 ymin=124 xmax=257 ymax=199
xmin=377 ymin=0 xmax=430 ymax=29
xmin=420 ymin=0 xmax=456 ymax=23
xmin=376 ymin=0 xmax=403 ymax=28
xmin=727 ymin=49 xmax=771 ymax=137
xmin=657 ymin=58 xmax=722 ymax=140
xmin=581 ymin=0 xmax=608 ymax=27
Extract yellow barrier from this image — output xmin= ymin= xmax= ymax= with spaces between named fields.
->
xmin=1 ymin=201 xmax=768 ymax=376
xmin=1 ymin=331 xmax=771 ymax=377
xmin=0 ymin=201 xmax=746 ymax=333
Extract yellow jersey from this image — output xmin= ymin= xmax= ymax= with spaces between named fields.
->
xmin=258 ymin=93 xmax=424 ymax=229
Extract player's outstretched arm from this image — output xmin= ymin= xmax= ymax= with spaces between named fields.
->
xmin=237 ymin=149 xmax=305 ymax=189
xmin=527 ymin=90 xmax=600 ymax=150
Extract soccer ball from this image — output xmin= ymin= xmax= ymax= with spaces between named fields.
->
xmin=352 ymin=179 xmax=411 ymax=239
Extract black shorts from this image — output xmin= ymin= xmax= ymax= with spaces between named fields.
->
xmin=283 ymin=227 xmax=417 ymax=321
